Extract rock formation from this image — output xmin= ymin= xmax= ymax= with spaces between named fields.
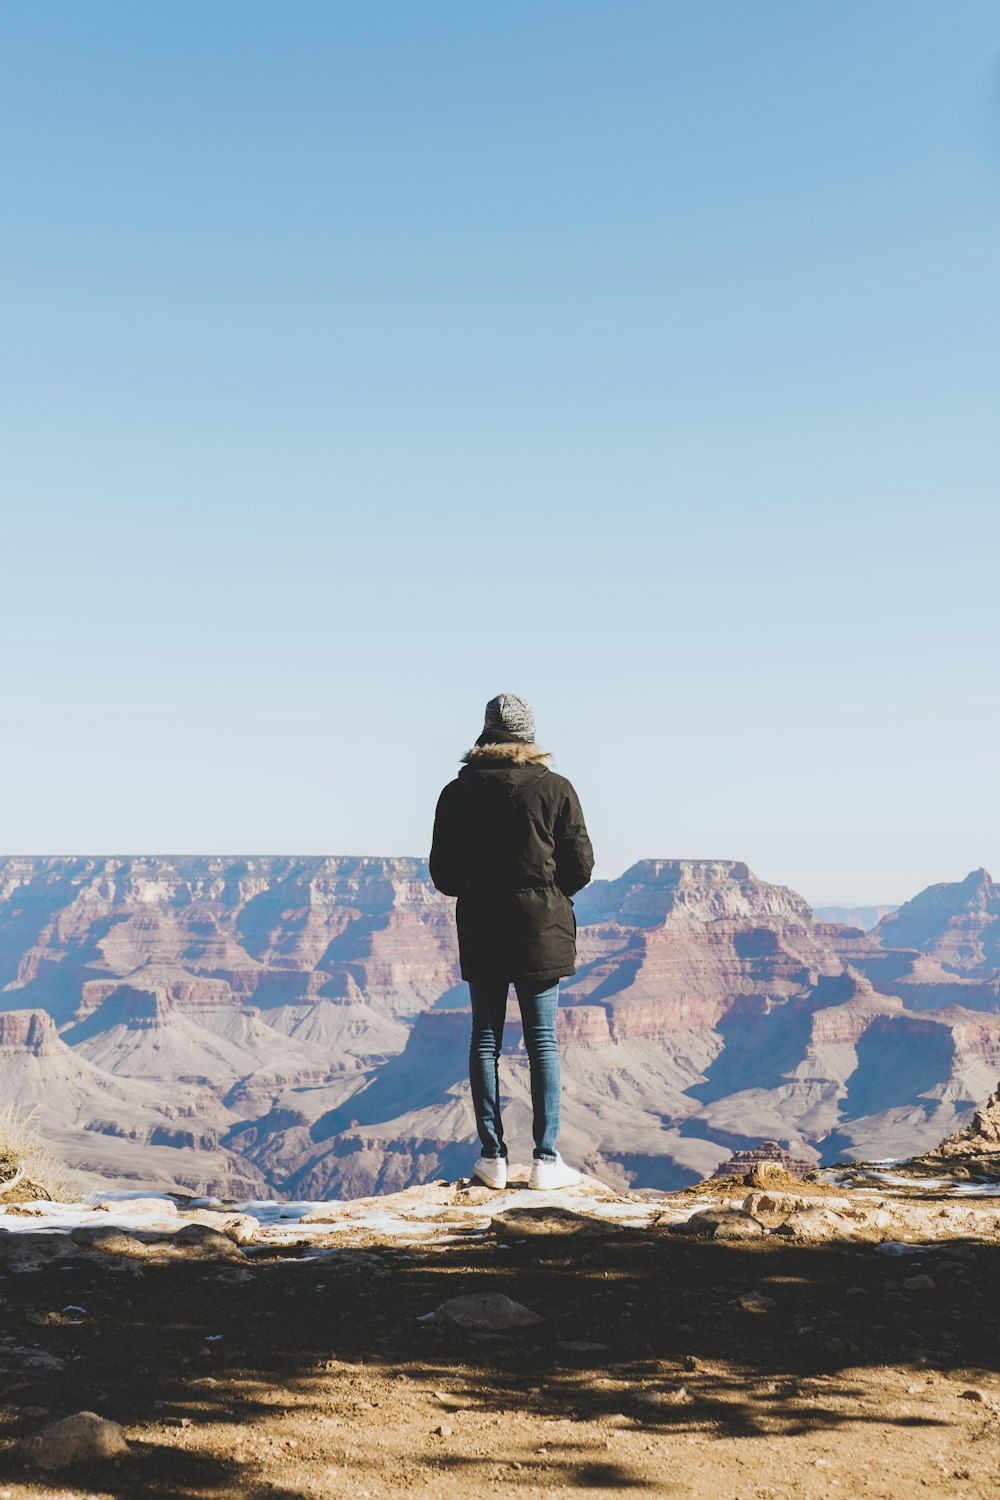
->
xmin=1 ymin=856 xmax=998 ymax=1198
xmin=872 ymin=867 xmax=1000 ymax=976
xmin=903 ymin=1079 xmax=1000 ymax=1178
xmin=709 ymin=1140 xmax=817 ymax=1182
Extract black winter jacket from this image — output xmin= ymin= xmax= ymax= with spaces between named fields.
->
xmin=429 ymin=738 xmax=595 ymax=983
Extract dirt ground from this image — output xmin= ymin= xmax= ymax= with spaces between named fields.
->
xmin=1 ymin=1212 xmax=999 ymax=1500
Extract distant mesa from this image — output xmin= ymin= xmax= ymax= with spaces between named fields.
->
xmin=1 ymin=856 xmax=999 ymax=1200
xmin=0 ymin=1008 xmax=59 ymax=1056
xmin=574 ymin=857 xmax=812 ymax=930
xmin=710 ymin=1140 xmax=817 ymax=1183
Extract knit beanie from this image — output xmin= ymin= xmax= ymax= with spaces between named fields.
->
xmin=482 ymin=693 xmax=535 ymax=743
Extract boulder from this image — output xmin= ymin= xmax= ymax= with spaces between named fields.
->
xmin=183 ymin=1208 xmax=258 ymax=1241
xmin=70 ymin=1226 xmax=152 ymax=1257
xmin=16 ymin=1410 xmax=128 ymax=1470
xmin=492 ymin=1207 xmax=616 ymax=1242
xmin=70 ymin=1221 xmax=243 ymax=1259
xmin=220 ymin=1213 xmax=259 ymax=1244
xmin=735 ymin=1291 xmax=777 ymax=1313
xmin=425 ymin=1294 xmax=542 ymax=1331
xmin=169 ymin=1223 xmax=244 ymax=1258
xmin=774 ymin=1208 xmax=855 ymax=1241
xmin=670 ymin=1209 xmax=765 ymax=1240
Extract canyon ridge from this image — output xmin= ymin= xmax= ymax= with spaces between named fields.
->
xmin=1 ymin=856 xmax=998 ymax=1199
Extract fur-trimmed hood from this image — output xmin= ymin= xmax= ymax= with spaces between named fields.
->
xmin=461 ymin=742 xmax=552 ymax=767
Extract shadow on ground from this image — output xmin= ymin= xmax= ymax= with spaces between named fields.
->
xmin=0 ymin=1216 xmax=996 ymax=1496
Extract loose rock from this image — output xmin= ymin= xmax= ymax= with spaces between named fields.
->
xmin=182 ymin=1209 xmax=260 ymax=1243
xmin=69 ymin=1226 xmax=151 ymax=1257
xmin=633 ymin=1387 xmax=690 ymax=1407
xmin=16 ymin=1410 xmax=128 ymax=1470
xmin=774 ymin=1208 xmax=855 ymax=1241
xmin=736 ymin=1291 xmax=776 ymax=1314
xmin=170 ymin=1223 xmax=244 ymax=1258
xmin=491 ymin=1206 xmax=615 ymax=1241
xmin=671 ymin=1209 xmax=764 ymax=1240
xmin=433 ymin=1391 xmax=475 ymax=1410
xmin=426 ymin=1294 xmax=542 ymax=1331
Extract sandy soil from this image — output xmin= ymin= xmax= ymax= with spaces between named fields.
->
xmin=2 ymin=1185 xmax=1000 ymax=1500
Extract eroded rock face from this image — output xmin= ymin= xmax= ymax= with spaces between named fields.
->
xmin=966 ymin=1085 xmax=1000 ymax=1146
xmin=2 ymin=856 xmax=1000 ymax=1199
xmin=940 ymin=1082 xmax=1000 ymax=1152
xmin=574 ymin=860 xmax=814 ymax=930
xmin=0 ymin=855 xmax=459 ymax=1018
xmin=906 ymin=1080 xmax=1000 ymax=1176
xmin=0 ymin=1009 xmax=58 ymax=1054
xmin=711 ymin=1143 xmax=817 ymax=1183
xmin=872 ymin=868 xmax=1000 ymax=977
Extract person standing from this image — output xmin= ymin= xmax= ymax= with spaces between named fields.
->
xmin=429 ymin=694 xmax=594 ymax=1190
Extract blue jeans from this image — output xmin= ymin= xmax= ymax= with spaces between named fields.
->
xmin=468 ymin=977 xmax=561 ymax=1162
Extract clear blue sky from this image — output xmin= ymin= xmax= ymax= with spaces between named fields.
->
xmin=2 ymin=2 xmax=998 ymax=904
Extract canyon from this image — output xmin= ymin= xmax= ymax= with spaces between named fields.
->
xmin=1 ymin=855 xmax=999 ymax=1198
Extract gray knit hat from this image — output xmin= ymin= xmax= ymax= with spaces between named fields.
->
xmin=482 ymin=693 xmax=535 ymax=743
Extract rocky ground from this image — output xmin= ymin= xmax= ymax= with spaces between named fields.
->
xmin=1 ymin=1168 xmax=999 ymax=1498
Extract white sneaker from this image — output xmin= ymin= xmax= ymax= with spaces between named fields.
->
xmin=472 ymin=1156 xmax=508 ymax=1189
xmin=528 ymin=1153 xmax=580 ymax=1191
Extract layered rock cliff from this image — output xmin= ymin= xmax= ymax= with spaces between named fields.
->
xmin=1 ymin=856 xmax=998 ymax=1197
xmin=872 ymin=867 xmax=1000 ymax=976
xmin=0 ymin=855 xmax=458 ymax=1020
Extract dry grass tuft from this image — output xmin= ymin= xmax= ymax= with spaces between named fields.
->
xmin=0 ymin=1102 xmax=84 ymax=1203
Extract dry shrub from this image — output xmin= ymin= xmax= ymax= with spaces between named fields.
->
xmin=0 ymin=1102 xmax=84 ymax=1203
